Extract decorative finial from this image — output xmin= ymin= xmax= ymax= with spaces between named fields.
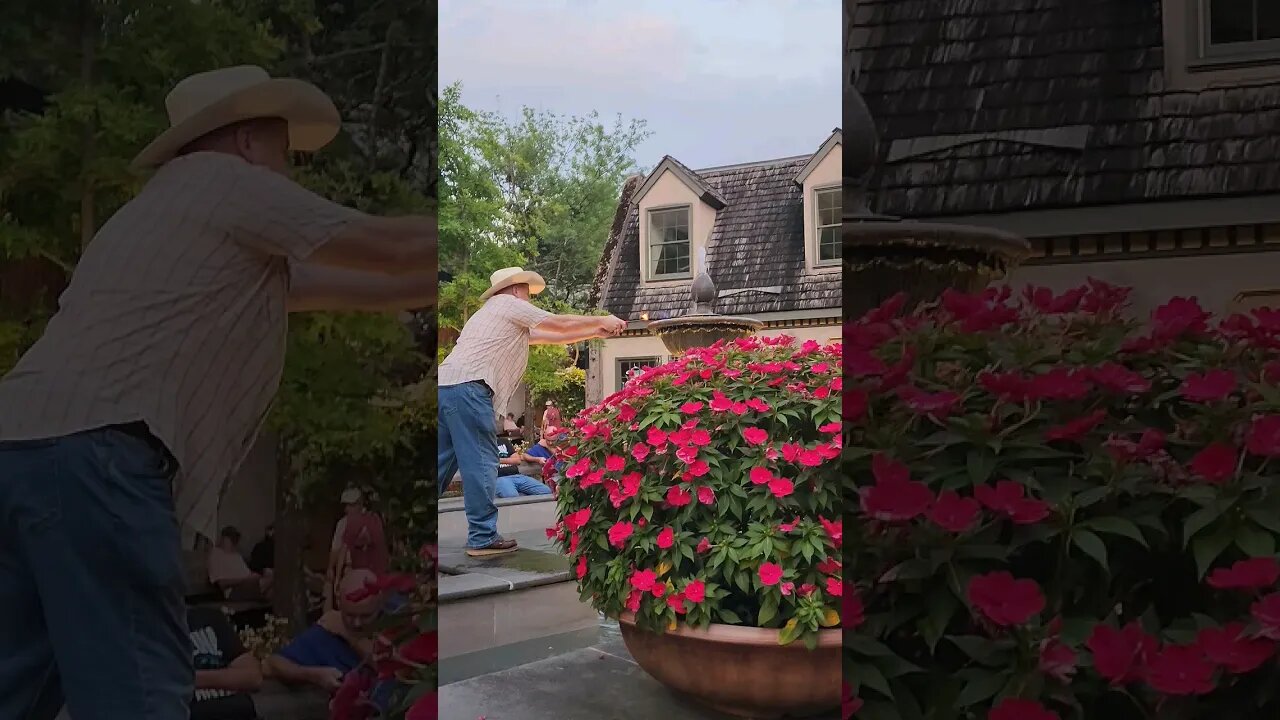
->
xmin=691 ymin=245 xmax=716 ymax=314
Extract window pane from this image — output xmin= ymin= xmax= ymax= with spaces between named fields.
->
xmin=819 ymin=227 xmax=840 ymax=262
xmin=1210 ymin=0 xmax=1254 ymax=44
xmin=1261 ymin=0 xmax=1280 ymax=39
xmin=649 ymin=207 xmax=690 ymax=278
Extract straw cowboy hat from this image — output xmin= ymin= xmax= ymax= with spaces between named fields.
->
xmin=479 ymin=267 xmax=546 ymax=302
xmin=132 ymin=65 xmax=340 ymax=169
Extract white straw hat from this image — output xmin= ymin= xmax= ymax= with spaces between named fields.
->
xmin=479 ymin=267 xmax=547 ymax=302
xmin=132 ymin=65 xmax=340 ymax=169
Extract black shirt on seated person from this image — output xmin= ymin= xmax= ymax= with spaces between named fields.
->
xmin=496 ymin=438 xmax=520 ymax=478
xmin=187 ymin=607 xmax=258 ymax=720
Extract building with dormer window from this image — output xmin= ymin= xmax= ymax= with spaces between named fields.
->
xmin=585 ymin=131 xmax=844 ymax=405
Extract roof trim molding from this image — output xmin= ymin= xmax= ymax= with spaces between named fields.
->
xmin=795 ymin=129 xmax=843 ymax=185
xmin=633 ymin=156 xmax=727 ymax=210
xmin=929 ymin=193 xmax=1280 ymax=238
xmin=886 ymin=126 xmax=1092 ymax=163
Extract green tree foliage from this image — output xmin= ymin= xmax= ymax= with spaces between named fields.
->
xmin=438 ymin=82 xmax=648 ymax=406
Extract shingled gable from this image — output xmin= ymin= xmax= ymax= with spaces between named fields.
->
xmin=593 ymin=136 xmax=842 ymax=322
xmin=633 ymin=155 xmax=728 ymax=210
xmin=852 ymin=0 xmax=1280 ymax=218
xmin=795 ymin=129 xmax=842 ymax=185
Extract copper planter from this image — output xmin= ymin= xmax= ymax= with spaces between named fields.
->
xmin=618 ymin=613 xmax=841 ymax=718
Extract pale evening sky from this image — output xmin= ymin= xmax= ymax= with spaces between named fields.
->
xmin=438 ymin=0 xmax=841 ymax=171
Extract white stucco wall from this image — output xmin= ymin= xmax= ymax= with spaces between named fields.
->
xmin=801 ymin=142 xmax=843 ymax=272
xmin=1002 ymin=250 xmax=1280 ymax=318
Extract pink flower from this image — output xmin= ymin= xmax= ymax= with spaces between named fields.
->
xmin=684 ymin=579 xmax=706 ymax=603
xmin=1197 ymin=622 xmax=1275 ymax=673
xmin=768 ymin=477 xmax=795 ymax=498
xmin=646 ymin=427 xmax=668 ymax=448
xmin=1189 ymin=443 xmax=1239 ymax=484
xmin=679 ymin=401 xmax=704 ymax=414
xmin=968 ymin=572 xmax=1045 ymax=627
xmin=1039 ymin=639 xmax=1077 ymax=682
xmin=564 ymin=508 xmax=592 ymax=532
xmin=928 ymin=491 xmax=981 ymax=533
xmin=631 ymin=443 xmax=650 ymax=462
xmin=1207 ymin=557 xmax=1280 ymax=591
xmin=696 ymin=537 xmax=711 ymax=553
xmin=666 ymin=486 xmax=692 ymax=507
xmin=607 ymin=521 xmax=634 ymax=548
xmin=742 ymin=427 xmax=769 ymax=446
xmin=758 ymin=562 xmax=784 ymax=586
xmin=749 ymin=466 xmax=774 ymax=485
xmin=656 ymin=527 xmax=675 ymax=549
xmin=605 ymin=455 xmax=625 ymax=472
xmin=697 ymin=486 xmax=716 ymax=505
xmin=1181 ymin=370 xmax=1237 ymax=403
xmin=990 ymin=699 xmax=1058 ymax=720
xmin=975 ymin=481 xmax=1051 ymax=524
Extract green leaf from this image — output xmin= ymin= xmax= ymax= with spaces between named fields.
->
xmin=1236 ymin=524 xmax=1277 ymax=557
xmin=757 ymin=594 xmax=779 ymax=626
xmin=947 ymin=636 xmax=1004 ymax=666
xmin=919 ymin=591 xmax=959 ymax=653
xmin=967 ymin=449 xmax=997 ymax=485
xmin=954 ymin=670 xmax=1008 ymax=707
xmin=1080 ymin=517 xmax=1148 ymax=547
xmin=1072 ymin=529 xmax=1109 ymax=571
xmin=1183 ymin=502 xmax=1229 ymax=548
xmin=1193 ymin=526 xmax=1237 ymax=579
xmin=856 ymin=662 xmax=894 ymax=699
xmin=1247 ymin=507 xmax=1280 ymax=535
xmin=1073 ymin=486 xmax=1110 ymax=509
xmin=845 ymin=635 xmax=897 ymax=658
xmin=717 ymin=609 xmax=743 ymax=625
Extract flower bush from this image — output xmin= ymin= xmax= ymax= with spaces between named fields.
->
xmin=846 ymin=282 xmax=1280 ymax=719
xmin=330 ymin=543 xmax=437 ymax=720
xmin=549 ymin=335 xmax=843 ymax=647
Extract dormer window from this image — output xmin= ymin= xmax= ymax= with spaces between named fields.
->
xmin=1194 ymin=0 xmax=1280 ymax=65
xmin=647 ymin=206 xmax=692 ymax=280
xmin=815 ymin=187 xmax=841 ymax=266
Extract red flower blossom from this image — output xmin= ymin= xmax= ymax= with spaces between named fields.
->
xmin=1045 ymin=409 xmax=1107 ymax=442
xmin=1189 ymin=443 xmax=1239 ymax=484
xmin=818 ymin=422 xmax=841 ymax=434
xmin=1028 ymin=367 xmax=1092 ymax=401
xmin=826 ymin=576 xmax=842 ymax=596
xmin=759 ymin=562 xmax=784 ymax=586
xmin=974 ymin=481 xmax=1051 ymax=524
xmin=871 ymin=453 xmax=910 ymax=484
xmin=750 ymin=466 xmax=774 ymax=485
xmin=1197 ymin=622 xmax=1276 ymax=673
xmin=861 ymin=477 xmax=932 ymax=522
xmin=405 ymin=691 xmax=437 ymax=720
xmin=646 ymin=426 xmax=668 ymax=447
xmin=967 ymin=572 xmax=1044 ymax=627
xmin=576 ymin=555 xmax=588 ymax=580
xmin=1152 ymin=297 xmax=1210 ymax=340
xmin=679 ymin=401 xmax=704 ymax=415
xmin=820 ymin=517 xmax=843 ymax=546
xmin=631 ymin=443 xmax=650 ymax=462
xmin=980 ymin=370 xmax=1032 ymax=403
xmin=742 ymin=427 xmax=769 ymax=446
xmin=696 ymin=486 xmax=716 ymax=505
xmin=564 ymin=508 xmax=592 ymax=532
xmin=1039 ymin=639 xmax=1077 ymax=683
xmin=656 ymin=527 xmax=675 ymax=549
xmin=330 ymin=667 xmax=375 ymax=720
xmin=650 ymin=582 xmax=667 ymax=598
xmin=747 ymin=398 xmax=771 ymax=413
xmin=630 ymin=568 xmax=657 ymax=591
xmin=1090 ymin=363 xmax=1151 ymax=394
xmin=625 ymin=589 xmax=643 ymax=613
xmin=928 ymin=491 xmax=981 ymax=533
xmin=1086 ymin=622 xmax=1157 ymax=685
xmin=842 ymin=682 xmax=863 ymax=719
xmin=666 ymin=486 xmax=692 ymax=507
xmin=1207 ymin=557 xmax=1280 ymax=590
xmin=1025 ymin=285 xmax=1087 ymax=314
xmin=846 ymin=349 xmax=888 ymax=377
xmin=1144 ymin=645 xmax=1216 ymax=696
xmin=682 ymin=460 xmax=710 ymax=479
xmin=818 ymin=556 xmax=842 ymax=575
xmin=684 ymin=579 xmax=706 ymax=603
xmin=1181 ymin=370 xmax=1237 ymax=403
xmin=565 ymin=458 xmax=590 ymax=478
xmin=768 ymin=477 xmax=795 ymax=498
xmin=1246 ymin=415 xmax=1280 ymax=456
xmin=1253 ymin=593 xmax=1280 ymax=639
xmin=990 ymin=699 xmax=1059 ymax=720
xmin=844 ymin=388 xmax=868 ymax=422
xmin=898 ymin=386 xmax=961 ymax=420
xmin=605 ymin=455 xmax=625 ymax=472
xmin=607 ymin=521 xmax=634 ymax=548
xmin=689 ymin=428 xmax=712 ymax=446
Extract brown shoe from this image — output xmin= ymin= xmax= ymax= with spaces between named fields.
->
xmin=466 ymin=538 xmax=518 ymax=557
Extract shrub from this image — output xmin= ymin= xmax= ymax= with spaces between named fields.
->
xmin=549 ymin=335 xmax=843 ymax=647
xmin=846 ymin=282 xmax=1280 ymax=719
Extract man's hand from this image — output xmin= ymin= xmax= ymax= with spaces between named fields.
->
xmin=308 ymin=666 xmax=344 ymax=691
xmin=598 ymin=315 xmax=627 ymax=337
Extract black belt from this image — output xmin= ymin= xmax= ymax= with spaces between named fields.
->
xmin=113 ymin=421 xmax=177 ymax=466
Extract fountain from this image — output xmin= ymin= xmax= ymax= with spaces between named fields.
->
xmin=646 ymin=246 xmax=764 ymax=354
xmin=843 ymin=34 xmax=1031 ymax=316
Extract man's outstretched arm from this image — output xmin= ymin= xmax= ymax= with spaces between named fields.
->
xmin=287 ymin=263 xmax=433 ymax=313
xmin=306 ymin=215 xmax=436 ymax=277
xmin=530 ymin=314 xmax=626 ymax=345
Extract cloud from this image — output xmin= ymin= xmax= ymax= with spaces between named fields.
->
xmin=440 ymin=0 xmax=840 ymax=167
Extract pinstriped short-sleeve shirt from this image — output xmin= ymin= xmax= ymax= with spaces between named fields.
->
xmin=0 ymin=152 xmax=360 ymax=543
xmin=438 ymin=294 xmax=552 ymax=415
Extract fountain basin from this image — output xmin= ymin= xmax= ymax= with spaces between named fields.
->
xmin=646 ymin=315 xmax=764 ymax=354
xmin=844 ymin=220 xmax=1031 ymax=318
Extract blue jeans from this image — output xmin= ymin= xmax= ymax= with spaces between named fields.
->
xmin=0 ymin=426 xmax=192 ymax=720
xmin=438 ymin=382 xmax=502 ymax=549
xmin=495 ymin=474 xmax=552 ymax=498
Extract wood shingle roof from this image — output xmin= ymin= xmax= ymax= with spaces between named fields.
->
xmin=593 ymin=144 xmax=842 ymax=322
xmin=852 ymin=0 xmax=1280 ymax=217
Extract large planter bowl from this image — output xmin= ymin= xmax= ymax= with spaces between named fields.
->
xmin=618 ymin=613 xmax=841 ymax=718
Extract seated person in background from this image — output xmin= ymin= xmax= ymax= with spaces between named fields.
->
xmin=265 ymin=569 xmax=394 ymax=709
xmin=187 ymin=606 xmax=263 ymax=720
xmin=209 ymin=526 xmax=273 ymax=600
xmin=495 ymin=436 xmax=552 ymax=498
xmin=524 ymin=427 xmax=567 ymax=492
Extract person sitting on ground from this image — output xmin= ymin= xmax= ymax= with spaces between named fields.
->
xmin=208 ymin=526 xmax=273 ymax=601
xmin=187 ymin=606 xmax=263 ymax=720
xmin=265 ymin=569 xmax=393 ymax=706
xmin=495 ymin=436 xmax=552 ymax=498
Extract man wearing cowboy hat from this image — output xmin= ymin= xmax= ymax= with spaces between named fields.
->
xmin=0 ymin=65 xmax=434 ymax=719
xmin=438 ymin=267 xmax=625 ymax=556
